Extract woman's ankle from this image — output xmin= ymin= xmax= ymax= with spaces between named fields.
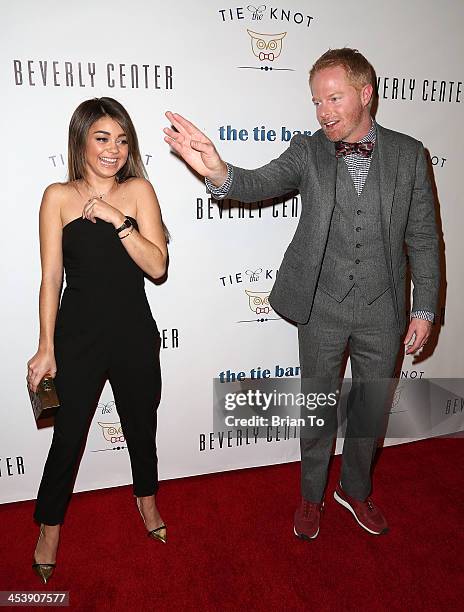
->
xmin=41 ymin=524 xmax=61 ymax=537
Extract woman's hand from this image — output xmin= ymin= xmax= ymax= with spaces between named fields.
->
xmin=27 ymin=350 xmax=57 ymax=393
xmin=82 ymin=197 xmax=126 ymax=228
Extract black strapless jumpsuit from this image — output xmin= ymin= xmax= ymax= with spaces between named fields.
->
xmin=34 ymin=216 xmax=162 ymax=525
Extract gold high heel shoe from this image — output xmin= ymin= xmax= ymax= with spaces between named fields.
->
xmin=136 ymin=497 xmax=167 ymax=544
xmin=32 ymin=524 xmax=56 ymax=584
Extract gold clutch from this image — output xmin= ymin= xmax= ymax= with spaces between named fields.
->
xmin=28 ymin=374 xmax=60 ymax=421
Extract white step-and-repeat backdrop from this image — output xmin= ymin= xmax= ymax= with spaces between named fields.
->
xmin=1 ymin=0 xmax=462 ymax=503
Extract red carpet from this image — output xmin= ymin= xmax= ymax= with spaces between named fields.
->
xmin=1 ymin=437 xmax=463 ymax=611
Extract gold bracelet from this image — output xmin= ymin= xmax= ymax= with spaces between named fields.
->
xmin=119 ymin=225 xmax=135 ymax=239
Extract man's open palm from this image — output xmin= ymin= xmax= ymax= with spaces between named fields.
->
xmin=164 ymin=112 xmax=227 ymax=183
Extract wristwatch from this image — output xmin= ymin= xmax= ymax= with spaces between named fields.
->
xmin=116 ymin=217 xmax=133 ymax=234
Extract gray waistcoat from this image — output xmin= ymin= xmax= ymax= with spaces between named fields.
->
xmin=317 ymin=146 xmax=390 ymax=304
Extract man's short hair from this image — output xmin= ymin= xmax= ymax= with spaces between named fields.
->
xmin=309 ymin=48 xmax=375 ymax=91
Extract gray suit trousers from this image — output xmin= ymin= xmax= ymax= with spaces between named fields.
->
xmin=298 ymin=284 xmax=401 ymax=502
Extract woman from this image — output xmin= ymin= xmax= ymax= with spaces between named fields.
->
xmin=27 ymin=97 xmax=168 ymax=583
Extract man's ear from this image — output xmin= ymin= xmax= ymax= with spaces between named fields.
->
xmin=362 ymin=84 xmax=374 ymax=108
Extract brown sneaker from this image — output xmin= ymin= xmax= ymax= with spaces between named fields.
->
xmin=334 ymin=483 xmax=389 ymax=535
xmin=294 ymin=498 xmax=323 ymax=540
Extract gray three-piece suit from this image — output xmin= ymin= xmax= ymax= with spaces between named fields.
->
xmin=224 ymin=123 xmax=440 ymax=502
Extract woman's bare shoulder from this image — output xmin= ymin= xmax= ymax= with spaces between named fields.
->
xmin=43 ymin=181 xmax=76 ymax=200
xmin=123 ymin=177 xmax=156 ymax=195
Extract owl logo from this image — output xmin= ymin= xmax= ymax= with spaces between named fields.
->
xmin=98 ymin=422 xmax=125 ymax=444
xmin=247 ymin=30 xmax=287 ymax=61
xmin=246 ymin=289 xmax=273 ymax=315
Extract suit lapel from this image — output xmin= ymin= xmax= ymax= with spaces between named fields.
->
xmin=316 ymin=132 xmax=337 ymax=233
xmin=377 ymin=124 xmax=399 ymax=245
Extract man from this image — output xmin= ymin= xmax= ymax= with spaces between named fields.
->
xmin=164 ymin=48 xmax=440 ymax=538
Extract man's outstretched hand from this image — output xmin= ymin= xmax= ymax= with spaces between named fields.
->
xmin=164 ymin=112 xmax=228 ymax=186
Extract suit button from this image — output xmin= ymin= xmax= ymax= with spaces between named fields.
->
xmin=356 ymin=227 xmax=361 ymax=232
xmin=356 ymin=243 xmax=361 ymax=248
xmin=357 ymin=210 xmax=362 ymax=215
xmin=349 ymin=274 xmax=354 ymax=280
xmin=355 ymin=259 xmax=360 ymax=264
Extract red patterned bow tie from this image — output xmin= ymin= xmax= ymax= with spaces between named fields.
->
xmin=335 ymin=141 xmax=374 ymax=158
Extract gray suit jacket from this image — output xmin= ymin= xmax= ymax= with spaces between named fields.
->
xmin=226 ymin=124 xmax=440 ymax=331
